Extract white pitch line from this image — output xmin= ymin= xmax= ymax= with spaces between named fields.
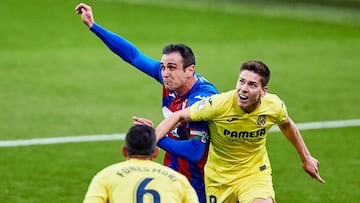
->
xmin=0 ymin=134 xmax=125 ymax=148
xmin=269 ymin=119 xmax=360 ymax=132
xmin=1 ymin=119 xmax=360 ymax=148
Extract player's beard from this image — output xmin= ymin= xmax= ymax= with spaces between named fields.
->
xmin=164 ymin=80 xmax=174 ymax=91
xmin=164 ymin=79 xmax=182 ymax=92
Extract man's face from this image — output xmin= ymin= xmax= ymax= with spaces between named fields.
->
xmin=235 ymin=70 xmax=267 ymax=113
xmin=160 ymin=52 xmax=192 ymax=94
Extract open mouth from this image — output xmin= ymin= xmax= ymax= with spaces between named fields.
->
xmin=239 ymin=94 xmax=248 ymax=101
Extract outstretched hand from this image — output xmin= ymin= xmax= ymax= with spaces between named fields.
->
xmin=302 ymin=156 xmax=325 ymax=183
xmin=75 ymin=3 xmax=95 ymax=28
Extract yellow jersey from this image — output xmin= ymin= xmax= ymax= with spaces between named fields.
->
xmin=190 ymin=90 xmax=287 ymax=186
xmin=83 ymin=159 xmax=199 ymax=203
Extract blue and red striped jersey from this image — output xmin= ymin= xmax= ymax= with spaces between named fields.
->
xmin=90 ymin=23 xmax=218 ymax=203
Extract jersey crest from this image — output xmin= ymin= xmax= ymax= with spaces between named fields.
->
xmin=257 ymin=115 xmax=266 ymax=126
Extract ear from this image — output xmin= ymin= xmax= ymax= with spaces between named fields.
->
xmin=185 ymin=65 xmax=195 ymax=77
xmin=151 ymin=147 xmax=160 ymax=160
xmin=122 ymin=146 xmax=128 ymax=158
xmin=261 ymin=86 xmax=268 ymax=97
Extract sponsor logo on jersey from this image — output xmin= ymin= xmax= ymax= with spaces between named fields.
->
xmin=227 ymin=118 xmax=239 ymax=122
xmin=208 ymin=97 xmax=213 ymax=106
xmin=223 ymin=128 xmax=266 ymax=139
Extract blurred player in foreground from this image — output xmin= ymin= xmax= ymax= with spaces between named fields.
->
xmin=139 ymin=60 xmax=325 ymax=203
xmin=83 ymin=125 xmax=199 ymax=203
xmin=75 ymin=3 xmax=218 ymax=202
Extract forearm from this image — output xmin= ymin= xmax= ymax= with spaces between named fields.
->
xmin=156 ymin=108 xmax=191 ymax=141
xmin=279 ymin=118 xmax=325 ymax=183
xmin=279 ymin=118 xmax=311 ymax=162
xmin=156 ymin=114 xmax=183 ymax=141
xmin=90 ymin=23 xmax=139 ymax=63
xmin=89 ymin=23 xmax=161 ymax=79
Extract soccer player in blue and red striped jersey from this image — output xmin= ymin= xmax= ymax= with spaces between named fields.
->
xmin=76 ymin=3 xmax=218 ymax=202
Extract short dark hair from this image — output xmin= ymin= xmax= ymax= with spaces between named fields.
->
xmin=125 ymin=125 xmax=157 ymax=156
xmin=162 ymin=43 xmax=196 ymax=69
xmin=240 ymin=60 xmax=271 ymax=87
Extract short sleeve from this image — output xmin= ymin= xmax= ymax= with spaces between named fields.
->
xmin=277 ymin=99 xmax=288 ymax=124
xmin=190 ymin=97 xmax=215 ymax=122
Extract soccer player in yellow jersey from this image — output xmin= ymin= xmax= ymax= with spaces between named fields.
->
xmin=83 ymin=125 xmax=199 ymax=203
xmin=148 ymin=60 xmax=325 ymax=203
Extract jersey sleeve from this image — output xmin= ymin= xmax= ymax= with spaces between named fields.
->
xmin=275 ymin=96 xmax=288 ymax=124
xmin=190 ymin=97 xmax=216 ymax=122
xmin=187 ymin=80 xmax=218 ymax=131
xmin=90 ymin=23 xmax=163 ymax=83
xmin=157 ymin=136 xmax=206 ymax=163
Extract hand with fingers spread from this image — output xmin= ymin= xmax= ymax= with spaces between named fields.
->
xmin=302 ymin=156 xmax=325 ymax=183
xmin=75 ymin=3 xmax=94 ymax=28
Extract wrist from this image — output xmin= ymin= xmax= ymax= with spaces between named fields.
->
xmin=88 ymin=21 xmax=94 ymax=28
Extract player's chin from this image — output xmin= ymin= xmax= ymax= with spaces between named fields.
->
xmin=164 ymin=84 xmax=176 ymax=91
xmin=237 ymin=97 xmax=251 ymax=108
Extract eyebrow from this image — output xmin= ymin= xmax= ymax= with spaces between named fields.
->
xmin=240 ymin=78 xmax=258 ymax=85
xmin=161 ymin=62 xmax=177 ymax=66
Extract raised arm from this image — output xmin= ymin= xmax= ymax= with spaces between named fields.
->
xmin=75 ymin=3 xmax=161 ymax=81
xmin=278 ymin=117 xmax=325 ymax=183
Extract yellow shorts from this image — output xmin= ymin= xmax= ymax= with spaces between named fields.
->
xmin=206 ymin=170 xmax=275 ymax=203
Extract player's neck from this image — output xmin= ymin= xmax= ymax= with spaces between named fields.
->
xmin=241 ymin=100 xmax=261 ymax=114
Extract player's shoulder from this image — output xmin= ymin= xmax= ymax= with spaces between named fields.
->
xmin=263 ymin=93 xmax=283 ymax=103
xmin=194 ymin=72 xmax=218 ymax=93
xmin=192 ymin=89 xmax=234 ymax=112
xmin=102 ymin=162 xmax=126 ymax=172
xmin=263 ymin=93 xmax=286 ymax=110
xmin=92 ymin=162 xmax=125 ymax=179
xmin=188 ymin=84 xmax=218 ymax=106
xmin=211 ymin=89 xmax=236 ymax=103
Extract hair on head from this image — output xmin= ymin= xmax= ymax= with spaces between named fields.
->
xmin=162 ymin=43 xmax=195 ymax=68
xmin=240 ymin=60 xmax=271 ymax=87
xmin=125 ymin=125 xmax=157 ymax=156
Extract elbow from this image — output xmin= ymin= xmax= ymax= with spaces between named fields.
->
xmin=187 ymin=142 xmax=206 ymax=163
